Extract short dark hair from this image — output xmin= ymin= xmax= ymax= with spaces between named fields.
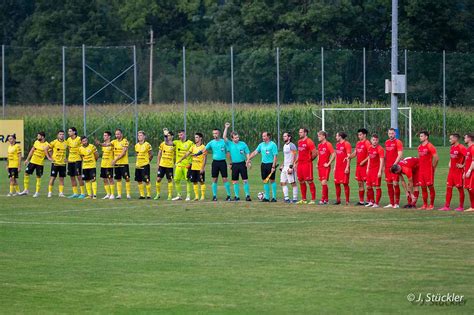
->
xmin=58 ymin=130 xmax=65 ymax=134
xmin=38 ymin=131 xmax=46 ymax=138
xmin=178 ymin=129 xmax=185 ymax=133
xmin=419 ymin=130 xmax=429 ymax=138
xmin=318 ymin=130 xmax=328 ymax=138
xmin=450 ymin=133 xmax=461 ymax=139
xmin=8 ymin=134 xmax=16 ymax=140
xmin=390 ymin=164 xmax=401 ymax=174
xmin=213 ymin=128 xmax=221 ymax=133
xmin=371 ymin=133 xmax=379 ymax=139
xmin=115 ymin=128 xmax=123 ymax=134
xmin=231 ymin=131 xmax=239 ymax=138
xmin=465 ymin=133 xmax=474 ymax=141
xmin=300 ymin=128 xmax=309 ymax=135
xmin=195 ymin=132 xmax=203 ymax=138
xmin=284 ymin=131 xmax=292 ymax=140
xmin=388 ymin=128 xmax=396 ymax=132
xmin=337 ymin=131 xmax=347 ymax=139
xmin=167 ymin=131 xmax=174 ymax=136
xmin=104 ymin=131 xmax=112 ymax=137
xmin=357 ymin=128 xmax=368 ymax=135
xmin=69 ymin=127 xmax=77 ymax=135
xmin=138 ymin=130 xmax=146 ymax=136
xmin=264 ymin=131 xmax=272 ymax=138
xmin=80 ymin=135 xmax=88 ymax=141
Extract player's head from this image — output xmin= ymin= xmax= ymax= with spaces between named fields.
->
xmin=449 ymin=133 xmax=460 ymax=145
xmin=68 ymin=127 xmax=77 ymax=137
xmin=115 ymin=128 xmax=123 ymax=140
xmin=298 ymin=128 xmax=309 ymax=139
xmin=390 ymin=164 xmax=401 ymax=174
xmin=370 ymin=133 xmax=379 ymax=146
xmin=37 ymin=131 xmax=46 ymax=141
xmin=388 ymin=128 xmax=396 ymax=140
xmin=57 ymin=130 xmax=65 ymax=141
xmin=262 ymin=132 xmax=271 ymax=142
xmin=357 ymin=128 xmax=368 ymax=140
xmin=137 ymin=130 xmax=146 ymax=142
xmin=283 ymin=132 xmax=292 ymax=143
xmin=419 ymin=130 xmax=429 ymax=143
xmin=212 ymin=128 xmax=221 ymax=139
xmin=178 ymin=130 xmax=185 ymax=141
xmin=194 ymin=132 xmax=203 ymax=144
xmin=231 ymin=131 xmax=240 ymax=143
xmin=317 ymin=131 xmax=327 ymax=142
xmin=464 ymin=133 xmax=474 ymax=144
xmin=336 ymin=131 xmax=347 ymax=142
xmin=7 ymin=134 xmax=16 ymax=144
xmin=103 ymin=131 xmax=112 ymax=141
xmin=165 ymin=131 xmax=174 ymax=142
xmin=80 ymin=135 xmax=88 ymax=146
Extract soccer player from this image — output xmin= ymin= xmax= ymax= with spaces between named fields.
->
xmin=135 ymin=131 xmax=153 ymax=199
xmin=66 ymin=127 xmax=86 ymax=198
xmin=78 ymin=136 xmax=99 ymax=199
xmin=6 ymin=134 xmax=21 ymax=196
xmin=334 ymin=132 xmax=352 ymax=205
xmin=45 ymin=130 xmax=67 ymax=198
xmin=365 ymin=134 xmax=384 ymax=208
xmin=172 ymin=130 xmax=193 ymax=201
xmin=96 ymin=131 xmax=115 ymax=199
xmin=177 ymin=133 xmax=207 ymax=200
xmin=295 ymin=128 xmax=317 ymax=204
xmin=384 ymin=128 xmax=403 ymax=208
xmin=223 ymin=122 xmax=251 ymax=201
xmin=203 ymin=128 xmax=231 ymax=201
xmin=317 ymin=131 xmax=335 ymax=205
xmin=390 ymin=157 xmax=420 ymax=208
xmin=248 ymin=132 xmax=278 ymax=202
xmin=280 ymin=131 xmax=298 ymax=203
xmin=464 ymin=133 xmax=474 ymax=212
xmin=155 ymin=130 xmax=175 ymax=200
xmin=111 ymin=129 xmax=131 ymax=199
xmin=18 ymin=132 xmax=49 ymax=197
xmin=439 ymin=133 xmax=467 ymax=211
xmin=417 ymin=131 xmax=439 ymax=210
xmin=349 ymin=128 xmax=371 ymax=205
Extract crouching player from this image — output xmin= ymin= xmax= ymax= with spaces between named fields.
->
xmin=365 ymin=134 xmax=384 ymax=208
xmin=78 ymin=136 xmax=99 ymax=199
xmin=390 ymin=157 xmax=420 ymax=208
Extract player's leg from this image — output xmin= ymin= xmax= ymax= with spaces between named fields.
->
xmin=48 ymin=176 xmax=56 ymax=198
xmin=173 ymin=166 xmax=183 ymax=200
xmin=232 ymin=164 xmax=241 ymax=201
xmin=296 ymin=165 xmax=307 ymax=204
xmin=270 ymin=178 xmax=277 ymax=202
xmin=103 ymin=177 xmax=110 ymax=199
xmin=123 ymin=165 xmax=131 ymax=199
xmin=343 ymin=174 xmax=350 ymax=205
xmin=8 ymin=170 xmax=15 ymax=196
xmin=366 ymin=184 xmax=374 ymax=207
xmin=374 ymin=183 xmax=382 ymax=207
xmin=76 ymin=162 xmax=86 ymax=197
xmin=144 ymin=165 xmax=151 ymax=199
xmin=334 ymin=182 xmax=341 ymax=204
xmin=91 ymin=170 xmax=97 ymax=199
xmin=393 ymin=181 xmax=400 ymax=208
xmin=467 ymin=187 xmax=474 ymax=211
xmin=384 ymin=167 xmax=395 ymax=207
xmin=280 ymin=169 xmax=289 ymax=202
xmin=420 ymin=186 xmax=428 ymax=209
xmin=241 ymin=164 xmax=251 ymax=201
xmin=166 ymin=168 xmax=174 ymax=200
xmin=320 ymin=179 xmax=329 ymax=205
xmin=135 ymin=168 xmax=144 ymax=199
xmin=261 ymin=163 xmax=271 ymax=202
xmin=308 ymin=180 xmax=316 ymax=204
xmin=19 ymin=163 xmax=34 ymax=195
xmin=154 ymin=167 xmax=164 ymax=200
xmin=220 ymin=162 xmax=231 ymax=199
xmin=68 ymin=162 xmax=79 ymax=197
xmin=211 ymin=160 xmax=219 ymax=201
xmin=455 ymin=184 xmax=465 ymax=211
xmin=58 ymin=166 xmax=66 ymax=197
xmin=33 ymin=165 xmax=44 ymax=197
xmin=199 ymin=172 xmax=206 ymax=200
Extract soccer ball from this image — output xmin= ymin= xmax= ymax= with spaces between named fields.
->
xmin=257 ymin=192 xmax=265 ymax=201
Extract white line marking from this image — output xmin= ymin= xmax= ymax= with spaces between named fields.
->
xmin=0 ymin=205 xmax=154 ymax=216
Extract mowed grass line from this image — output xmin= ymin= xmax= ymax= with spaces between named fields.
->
xmin=1 ymin=147 xmax=474 ymax=313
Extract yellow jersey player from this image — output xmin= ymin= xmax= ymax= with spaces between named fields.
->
xmin=111 ymin=129 xmax=131 ymax=199
xmin=6 ymin=134 xmax=21 ymax=196
xmin=172 ymin=129 xmax=193 ymax=201
xmin=177 ymin=133 xmax=207 ymax=201
xmin=135 ymin=131 xmax=153 ymax=199
xmin=96 ymin=131 xmax=115 ymax=199
xmin=45 ymin=130 xmax=68 ymax=198
xmin=155 ymin=130 xmax=175 ymax=200
xmin=78 ymin=136 xmax=99 ymax=199
xmin=19 ymin=131 xmax=50 ymax=197
xmin=66 ymin=127 xmax=86 ymax=199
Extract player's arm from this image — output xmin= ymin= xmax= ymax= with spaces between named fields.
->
xmin=148 ymin=149 xmax=153 ymax=162
xmin=326 ymin=152 xmax=336 ymax=168
xmin=44 ymin=146 xmax=54 ymax=162
xmin=223 ymin=122 xmax=230 ymax=142
xmin=288 ymin=147 xmax=297 ymax=173
xmin=157 ymin=149 xmax=163 ymax=166
xmin=466 ymin=157 xmax=474 ymax=178
xmin=349 ymin=149 xmax=356 ymax=160
xmin=200 ymin=154 xmax=207 ymax=174
xmin=431 ymin=146 xmax=439 ymax=170
xmin=24 ymin=146 xmax=35 ymax=166
xmin=248 ymin=149 xmax=259 ymax=161
xmin=378 ymin=157 xmax=385 ymax=178
xmin=394 ymin=143 xmax=403 ymax=165
xmin=176 ymin=150 xmax=192 ymax=164
xmin=344 ymin=144 xmax=351 ymax=173
xmin=112 ymin=146 xmax=128 ymax=166
xmin=94 ymin=150 xmax=99 ymax=161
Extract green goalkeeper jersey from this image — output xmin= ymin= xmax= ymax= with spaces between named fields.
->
xmin=174 ymin=139 xmax=193 ymax=167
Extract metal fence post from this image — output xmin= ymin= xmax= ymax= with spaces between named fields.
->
xmin=276 ymin=47 xmax=281 ymax=149
xmin=321 ymin=47 xmax=325 ymax=107
xmin=182 ymin=46 xmax=187 ymax=135
xmin=2 ymin=44 xmax=5 ymax=119
xmin=133 ymin=45 xmax=138 ymax=142
xmin=62 ymin=46 xmax=66 ymax=131
xmin=82 ymin=44 xmax=87 ymax=135
xmin=443 ymin=50 xmax=446 ymax=147
xmin=231 ymin=46 xmax=235 ymax=131
xmin=363 ymin=47 xmax=366 ymax=128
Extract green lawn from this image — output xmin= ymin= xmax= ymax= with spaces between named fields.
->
xmin=1 ymin=148 xmax=473 ymax=313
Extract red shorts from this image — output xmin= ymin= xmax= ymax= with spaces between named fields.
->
xmin=318 ymin=166 xmax=331 ymax=181
xmin=297 ymin=162 xmax=313 ymax=182
xmin=447 ymin=169 xmax=463 ymax=188
xmin=411 ymin=171 xmax=420 ymax=187
xmin=464 ymin=173 xmax=474 ymax=190
xmin=355 ymin=165 xmax=367 ymax=181
xmin=334 ymin=169 xmax=350 ymax=184
xmin=417 ymin=170 xmax=434 ymax=186
xmin=385 ymin=167 xmax=400 ymax=183
xmin=366 ymin=170 xmax=382 ymax=187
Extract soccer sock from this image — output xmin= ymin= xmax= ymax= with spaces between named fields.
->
xmin=109 ymin=184 xmax=115 ymax=196
xmin=359 ymin=189 xmax=364 ymax=203
xmin=282 ymin=185 xmax=289 ymax=199
xmin=15 ymin=185 xmax=20 ymax=193
xmin=300 ymin=182 xmax=307 ymax=200
xmin=9 ymin=184 xmax=14 ymax=194
xmin=387 ymin=183 xmax=394 ymax=205
xmin=469 ymin=189 xmax=474 ymax=208
xmin=445 ymin=186 xmax=453 ymax=207
xmin=175 ymin=179 xmax=182 ymax=196
xmin=186 ymin=181 xmax=192 ymax=197
xmin=322 ymin=184 xmax=328 ymax=202
xmin=271 ymin=182 xmax=277 ymax=199
xmin=224 ymin=181 xmax=231 ymax=197
xmin=233 ymin=183 xmax=240 ymax=198
xmin=155 ymin=181 xmax=161 ymax=196
xmin=212 ymin=182 xmax=217 ymax=197
xmin=125 ymin=181 xmax=131 ymax=196
xmin=116 ymin=181 xmax=122 ymax=196
xmin=59 ymin=185 xmax=64 ymax=194
xmin=376 ymin=188 xmax=382 ymax=205
xmin=413 ymin=190 xmax=419 ymax=206
xmin=104 ymin=184 xmax=110 ymax=196
xmin=167 ymin=182 xmax=173 ymax=198
xmin=200 ymin=183 xmax=206 ymax=199
xmin=80 ymin=185 xmax=85 ymax=195
xmin=243 ymin=182 xmax=250 ymax=197
xmin=429 ymin=186 xmax=435 ymax=206
xmin=146 ymin=183 xmax=151 ymax=197
xmin=92 ymin=181 xmax=97 ymax=196
xmin=138 ymin=183 xmax=145 ymax=197
xmin=263 ymin=183 xmax=270 ymax=200
xmin=48 ymin=185 xmax=53 ymax=193
xmin=335 ymin=184 xmax=341 ymax=202
xmin=85 ymin=182 xmax=92 ymax=196
xmin=193 ymin=183 xmax=199 ymax=199
xmin=24 ymin=175 xmax=30 ymax=191
xmin=421 ymin=186 xmax=428 ymax=205
xmin=457 ymin=187 xmax=465 ymax=208
xmin=72 ymin=186 xmax=78 ymax=195
xmin=292 ymin=186 xmax=298 ymax=200
xmin=367 ymin=187 xmax=374 ymax=203
xmin=394 ymin=185 xmax=400 ymax=205
xmin=35 ymin=178 xmax=41 ymax=193
xmin=343 ymin=183 xmax=350 ymax=203
xmin=309 ymin=182 xmax=316 ymax=201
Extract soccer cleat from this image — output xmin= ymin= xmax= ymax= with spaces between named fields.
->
xmin=225 ymin=196 xmax=232 ymax=201
xmin=284 ymin=198 xmax=291 ymax=203
xmin=426 ymin=205 xmax=434 ymax=210
xmin=438 ymin=206 xmax=451 ymax=211
xmin=85 ymin=195 xmax=92 ymax=199
xmin=167 ymin=196 xmax=172 ymax=201
xmin=194 ymin=197 xmax=199 ymax=201
xmin=418 ymin=204 xmax=428 ymax=210
xmin=261 ymin=198 xmax=270 ymax=202
xmin=59 ymin=193 xmax=66 ymax=198
xmin=393 ymin=204 xmax=400 ymax=209
xmin=333 ymin=201 xmax=341 ymax=205
xmin=146 ymin=196 xmax=151 ymax=199
xmin=153 ymin=194 xmax=160 ymax=200
xmin=270 ymin=198 xmax=277 ymax=202
xmin=68 ymin=193 xmax=79 ymax=199
xmin=292 ymin=199 xmax=298 ymax=204
xmin=345 ymin=202 xmax=350 ymax=206
xmin=47 ymin=192 xmax=52 ymax=198
xmin=308 ymin=200 xmax=316 ymax=205
xmin=296 ymin=200 xmax=308 ymax=205
xmin=92 ymin=195 xmax=97 ymax=200
xmin=455 ymin=207 xmax=464 ymax=212
xmin=7 ymin=193 xmax=15 ymax=197
xmin=234 ymin=197 xmax=240 ymax=202
xmin=127 ymin=195 xmax=132 ymax=200
xmin=18 ymin=190 xmax=29 ymax=196
xmin=464 ymin=208 xmax=474 ymax=212
xmin=200 ymin=196 xmax=205 ymax=201
xmin=383 ymin=204 xmax=394 ymax=208
xmin=33 ymin=192 xmax=40 ymax=198
xmin=102 ymin=195 xmax=110 ymax=200
xmin=139 ymin=196 xmax=146 ymax=200
xmin=372 ymin=204 xmax=380 ymax=208
xmin=355 ymin=201 xmax=365 ymax=206
xmin=212 ymin=196 xmax=217 ymax=201
xmin=116 ymin=195 xmax=122 ymax=200
xmin=109 ymin=195 xmax=115 ymax=200
xmin=77 ymin=194 xmax=86 ymax=199
xmin=246 ymin=195 xmax=252 ymax=202
xmin=185 ymin=196 xmax=191 ymax=201
xmin=365 ymin=202 xmax=374 ymax=207
xmin=318 ymin=200 xmax=326 ymax=205
xmin=403 ymin=204 xmax=413 ymax=209
xmin=172 ymin=196 xmax=182 ymax=201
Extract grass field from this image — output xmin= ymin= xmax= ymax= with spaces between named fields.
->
xmin=1 ymin=147 xmax=473 ymax=313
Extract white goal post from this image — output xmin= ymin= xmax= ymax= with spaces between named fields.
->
xmin=316 ymin=107 xmax=412 ymax=148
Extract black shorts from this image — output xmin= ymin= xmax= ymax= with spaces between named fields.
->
xmin=157 ymin=166 xmax=173 ymax=180
xmin=25 ymin=163 xmax=44 ymax=177
xmin=82 ymin=168 xmax=97 ymax=181
xmin=50 ymin=164 xmax=66 ymax=178
xmin=189 ymin=170 xmax=205 ymax=183
xmin=8 ymin=168 xmax=19 ymax=179
xmin=211 ymin=160 xmax=228 ymax=178
xmin=261 ymin=163 xmax=276 ymax=181
xmin=100 ymin=167 xmax=114 ymax=179
xmin=67 ymin=161 xmax=82 ymax=177
xmin=114 ymin=164 xmax=130 ymax=180
xmin=135 ymin=164 xmax=151 ymax=182
xmin=231 ymin=162 xmax=248 ymax=181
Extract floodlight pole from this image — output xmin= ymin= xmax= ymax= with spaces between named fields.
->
xmin=182 ymin=46 xmax=187 ymax=135
xmin=2 ymin=44 xmax=5 ymax=119
xmin=82 ymin=44 xmax=87 ymax=135
xmin=390 ymin=0 xmax=399 ymax=136
xmin=230 ymin=46 xmax=235 ymax=131
xmin=62 ymin=46 xmax=66 ymax=131
xmin=276 ymin=47 xmax=281 ymax=149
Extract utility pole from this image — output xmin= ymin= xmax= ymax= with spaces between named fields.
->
xmin=148 ymin=27 xmax=155 ymax=105
xmin=390 ymin=0 xmax=399 ymax=135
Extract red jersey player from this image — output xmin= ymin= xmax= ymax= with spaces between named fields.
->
xmin=295 ymin=128 xmax=317 ymax=204
xmin=365 ymin=134 xmax=384 ymax=208
xmin=417 ymin=131 xmax=439 ymax=210
xmin=464 ymin=133 xmax=474 ymax=212
xmin=440 ymin=133 xmax=467 ymax=211
xmin=349 ymin=128 xmax=371 ymax=205
xmin=317 ymin=131 xmax=335 ymax=205
xmin=391 ymin=157 xmax=420 ymax=208
xmin=384 ymin=128 xmax=403 ymax=208
xmin=334 ymin=132 xmax=351 ymax=205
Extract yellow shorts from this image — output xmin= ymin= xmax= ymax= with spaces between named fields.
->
xmin=174 ymin=165 xmax=189 ymax=181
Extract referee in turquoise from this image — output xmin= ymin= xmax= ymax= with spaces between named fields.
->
xmin=248 ymin=131 xmax=279 ymax=202
xmin=223 ymin=122 xmax=251 ymax=201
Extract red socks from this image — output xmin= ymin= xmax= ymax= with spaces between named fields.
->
xmin=376 ymin=188 xmax=382 ymax=205
xmin=469 ymin=189 xmax=474 ymax=208
xmin=309 ymin=182 xmax=316 ymax=201
xmin=344 ymin=184 xmax=350 ymax=203
xmin=322 ymin=184 xmax=328 ymax=202
xmin=429 ymin=186 xmax=436 ymax=206
xmin=300 ymin=182 xmax=307 ymax=201
xmin=335 ymin=184 xmax=341 ymax=202
xmin=458 ymin=187 xmax=465 ymax=208
xmin=445 ymin=186 xmax=453 ymax=207
xmin=394 ymin=185 xmax=401 ymax=205
xmin=387 ymin=183 xmax=394 ymax=205
xmin=421 ymin=186 xmax=428 ymax=205
xmin=367 ymin=187 xmax=374 ymax=203
xmin=359 ymin=190 xmax=364 ymax=203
